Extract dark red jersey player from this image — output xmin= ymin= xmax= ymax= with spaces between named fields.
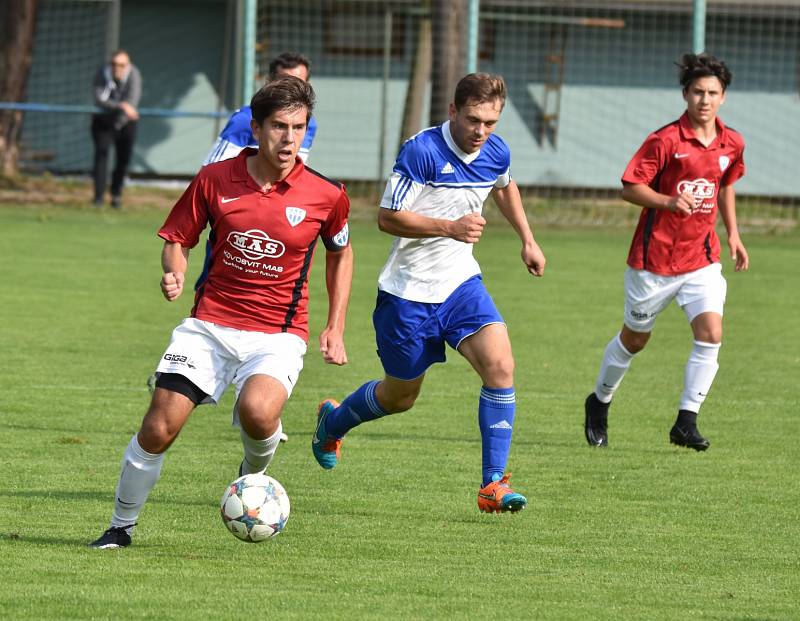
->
xmin=159 ymin=147 xmax=350 ymax=340
xmin=583 ymin=53 xmax=749 ymax=454
xmin=623 ymin=111 xmax=745 ymax=276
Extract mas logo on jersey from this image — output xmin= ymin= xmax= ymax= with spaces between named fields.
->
xmin=332 ymin=223 xmax=349 ymax=247
xmin=440 ymin=162 xmax=455 ymax=174
xmin=227 ymin=229 xmax=286 ymax=260
xmin=719 ymin=155 xmax=730 ymax=172
xmin=677 ymin=178 xmax=716 ymax=213
xmin=285 ymin=206 xmax=306 ymax=227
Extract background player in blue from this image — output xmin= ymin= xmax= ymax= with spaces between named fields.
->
xmin=311 ymin=73 xmax=547 ymax=513
xmin=204 ymin=52 xmax=317 ymax=165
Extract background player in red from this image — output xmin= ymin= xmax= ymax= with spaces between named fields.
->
xmin=584 ymin=53 xmax=749 ymax=451
xmin=90 ymin=76 xmax=353 ymax=548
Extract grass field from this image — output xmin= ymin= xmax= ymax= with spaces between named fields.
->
xmin=1 ymin=194 xmax=798 ymax=620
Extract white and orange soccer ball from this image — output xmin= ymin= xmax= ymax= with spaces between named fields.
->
xmin=219 ymin=473 xmax=290 ymax=542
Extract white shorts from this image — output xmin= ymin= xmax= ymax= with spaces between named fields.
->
xmin=154 ymin=318 xmax=307 ymax=406
xmin=623 ymin=263 xmax=727 ymax=333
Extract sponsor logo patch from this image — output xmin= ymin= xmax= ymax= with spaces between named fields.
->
xmin=440 ymin=162 xmax=455 ymax=174
xmin=677 ymin=178 xmax=716 ymax=211
xmin=227 ymin=229 xmax=286 ymax=260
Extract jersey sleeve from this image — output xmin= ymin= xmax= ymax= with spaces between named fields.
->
xmin=158 ymin=173 xmax=211 ymax=248
xmin=492 ymin=136 xmax=512 ymax=188
xmin=378 ymin=137 xmax=432 ymax=211
xmin=320 ymin=188 xmax=351 ymax=252
xmin=721 ymin=146 xmax=745 ymax=187
xmin=621 ymin=133 xmax=669 ymax=189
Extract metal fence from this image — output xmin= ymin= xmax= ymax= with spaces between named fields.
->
xmin=10 ymin=0 xmax=800 ymax=207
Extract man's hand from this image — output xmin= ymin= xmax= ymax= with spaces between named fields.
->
xmin=728 ymin=235 xmax=750 ymax=272
xmin=447 ymin=212 xmax=486 ymax=243
xmin=667 ymin=190 xmax=695 ymax=216
xmin=161 ymin=272 xmax=184 ymax=301
xmin=319 ymin=328 xmax=348 ymax=366
xmin=120 ymin=101 xmax=139 ymax=121
xmin=522 ymin=240 xmax=546 ymax=277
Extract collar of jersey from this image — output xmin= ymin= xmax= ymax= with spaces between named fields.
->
xmin=231 ymin=147 xmax=303 ymax=188
xmin=678 ymin=111 xmax=728 ymax=148
xmin=441 ymin=121 xmax=482 ymax=165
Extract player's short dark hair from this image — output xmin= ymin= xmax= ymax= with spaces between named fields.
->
xmin=677 ymin=53 xmax=732 ymax=92
xmin=453 ymin=73 xmax=506 ymax=110
xmin=268 ymin=52 xmax=311 ymax=80
xmin=250 ymin=75 xmax=315 ymax=125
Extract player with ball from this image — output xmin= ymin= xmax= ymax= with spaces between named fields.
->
xmin=90 ymin=76 xmax=352 ymax=549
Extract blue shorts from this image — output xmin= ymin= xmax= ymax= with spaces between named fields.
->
xmin=373 ymin=275 xmax=505 ymax=381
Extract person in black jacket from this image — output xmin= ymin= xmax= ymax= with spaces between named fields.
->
xmin=91 ymin=49 xmax=142 ymax=208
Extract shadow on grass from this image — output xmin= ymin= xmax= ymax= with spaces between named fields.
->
xmin=0 ymin=489 xmax=216 ymax=508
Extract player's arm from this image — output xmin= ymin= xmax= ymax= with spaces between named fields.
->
xmin=160 ymin=242 xmax=190 ymax=301
xmin=378 ymin=207 xmax=485 ymax=243
xmin=622 ymin=182 xmax=694 ymax=216
xmin=718 ymin=184 xmax=749 ymax=272
xmin=491 ymin=179 xmax=546 ymax=277
xmin=319 ymin=244 xmax=353 ymax=365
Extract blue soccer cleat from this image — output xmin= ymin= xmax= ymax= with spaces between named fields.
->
xmin=312 ymin=399 xmax=342 ymax=470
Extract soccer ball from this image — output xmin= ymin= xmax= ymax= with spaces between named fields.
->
xmin=219 ymin=473 xmax=290 ymax=542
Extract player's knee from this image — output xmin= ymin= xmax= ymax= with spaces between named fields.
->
xmin=621 ymin=330 xmax=650 ymax=354
xmin=481 ymin=356 xmax=515 ymax=386
xmin=138 ymin=415 xmax=178 ymax=453
xmin=381 ymin=388 xmax=420 ymax=413
xmin=237 ymin=399 xmax=281 ymax=438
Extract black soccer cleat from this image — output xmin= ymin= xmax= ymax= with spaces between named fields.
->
xmin=584 ymin=393 xmax=610 ymax=448
xmin=669 ymin=424 xmax=710 ymax=451
xmin=89 ymin=526 xmax=133 ymax=549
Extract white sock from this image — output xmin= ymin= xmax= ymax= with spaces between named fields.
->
xmin=679 ymin=340 xmax=721 ymax=413
xmin=110 ymin=434 xmax=164 ymax=529
xmin=595 ymin=333 xmax=636 ymax=404
xmin=240 ymin=422 xmax=283 ymax=475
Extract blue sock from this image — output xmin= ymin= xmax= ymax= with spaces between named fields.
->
xmin=478 ymin=386 xmax=516 ymax=486
xmin=326 ymin=380 xmax=388 ymax=439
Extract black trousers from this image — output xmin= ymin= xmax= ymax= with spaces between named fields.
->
xmin=91 ymin=117 xmax=138 ymax=201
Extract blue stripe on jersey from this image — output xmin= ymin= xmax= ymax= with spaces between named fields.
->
xmin=393 ymin=176 xmax=414 ymax=210
xmin=428 ymin=181 xmax=497 ymax=189
xmin=392 ymin=124 xmax=510 ymax=189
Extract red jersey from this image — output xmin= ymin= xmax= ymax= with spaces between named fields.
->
xmin=622 ymin=112 xmax=745 ymax=276
xmin=158 ymin=149 xmax=350 ymax=340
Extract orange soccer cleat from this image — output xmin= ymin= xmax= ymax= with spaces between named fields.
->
xmin=477 ymin=473 xmax=527 ymax=513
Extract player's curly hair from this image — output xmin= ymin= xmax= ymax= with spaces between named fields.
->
xmin=250 ymin=75 xmax=315 ymax=125
xmin=454 ymin=73 xmax=506 ymax=110
xmin=676 ymin=53 xmax=732 ymax=92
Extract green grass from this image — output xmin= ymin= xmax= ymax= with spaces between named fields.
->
xmin=0 ymin=203 xmax=798 ymax=620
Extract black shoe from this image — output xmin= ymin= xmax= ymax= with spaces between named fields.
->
xmin=584 ymin=393 xmax=609 ymax=447
xmin=669 ymin=424 xmax=710 ymax=451
xmin=89 ymin=526 xmax=133 ymax=549
xmin=110 ymin=195 xmax=121 ymax=209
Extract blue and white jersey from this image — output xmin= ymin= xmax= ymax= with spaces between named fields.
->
xmin=203 ymin=105 xmax=317 ymax=165
xmin=377 ymin=121 xmax=512 ymax=303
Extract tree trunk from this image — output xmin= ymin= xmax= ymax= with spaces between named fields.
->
xmin=0 ymin=0 xmax=39 ymax=177
xmin=400 ymin=10 xmax=432 ymax=143
xmin=429 ymin=0 xmax=467 ymax=126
